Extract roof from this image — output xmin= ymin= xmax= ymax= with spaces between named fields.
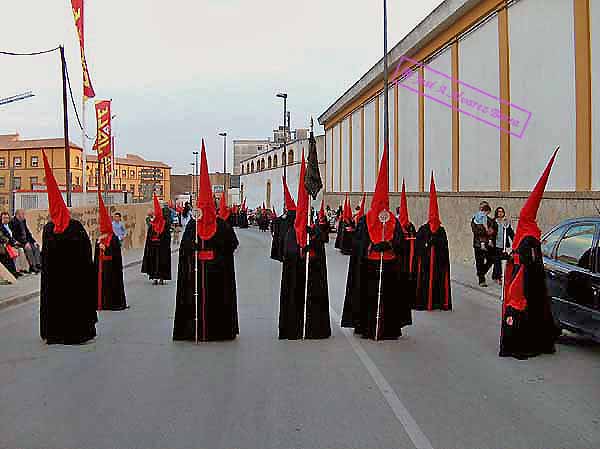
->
xmin=87 ymin=152 xmax=171 ymax=169
xmin=0 ymin=135 xmax=83 ymax=151
xmin=318 ymin=0 xmax=480 ymax=125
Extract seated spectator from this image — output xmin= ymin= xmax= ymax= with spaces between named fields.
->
xmin=9 ymin=209 xmax=41 ymax=274
xmin=0 ymin=213 xmax=22 ymax=278
xmin=112 ymin=212 xmax=127 ymax=246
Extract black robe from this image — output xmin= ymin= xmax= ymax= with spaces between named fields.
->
xmin=340 ymin=221 xmax=355 ymax=255
xmin=414 ymin=223 xmax=452 ymax=311
xmin=238 ymin=211 xmax=249 ymax=228
xmin=270 ymin=215 xmax=285 ymax=262
xmin=141 ymin=223 xmax=172 ymax=281
xmin=305 ymin=224 xmax=331 ymax=339
xmin=94 ymin=234 xmax=127 ymax=311
xmin=278 ymin=212 xmax=305 ymax=339
xmin=40 ymin=219 xmax=97 ymax=344
xmin=499 ymin=236 xmax=560 ymax=359
xmin=398 ymin=222 xmax=417 ymax=309
xmin=334 ymin=219 xmax=345 ymax=249
xmin=341 ymin=216 xmax=413 ymax=339
xmin=173 ymin=218 xmax=239 ymax=341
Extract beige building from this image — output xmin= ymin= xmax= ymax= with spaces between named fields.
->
xmin=232 ymin=139 xmax=270 ymax=175
xmin=87 ymin=153 xmax=171 ymax=201
xmin=0 ymin=133 xmax=84 ymax=208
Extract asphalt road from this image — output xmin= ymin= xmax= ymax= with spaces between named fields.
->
xmin=1 ymin=229 xmax=599 ymax=449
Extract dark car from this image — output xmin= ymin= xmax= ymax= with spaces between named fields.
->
xmin=541 ymin=217 xmax=600 ymax=342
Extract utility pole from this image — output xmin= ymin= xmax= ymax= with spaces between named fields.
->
xmin=59 ymin=45 xmax=72 ymax=207
xmin=219 ymin=132 xmax=227 ymax=199
xmin=276 ymin=93 xmax=288 ymax=179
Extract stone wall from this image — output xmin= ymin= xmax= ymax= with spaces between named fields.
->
xmin=25 ymin=202 xmax=153 ymax=250
xmin=325 ymin=191 xmax=600 ymax=264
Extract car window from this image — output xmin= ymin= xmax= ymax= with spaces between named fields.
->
xmin=555 ymin=224 xmax=596 ymax=270
xmin=541 ymin=225 xmax=566 ymax=258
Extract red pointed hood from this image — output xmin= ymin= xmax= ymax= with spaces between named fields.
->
xmin=399 ymin=179 xmax=410 ymax=230
xmin=196 ymin=139 xmax=218 ymax=240
xmin=283 ymin=176 xmax=296 ymax=211
xmin=428 ymin=172 xmax=441 ymax=234
xmin=342 ymin=195 xmax=352 ymax=222
xmin=97 ymin=188 xmax=113 ymax=246
xmin=318 ymin=199 xmax=326 ymax=223
xmin=294 ymin=150 xmax=309 ymax=247
xmin=366 ymin=144 xmax=393 ymax=243
xmin=151 ymin=193 xmax=165 ymax=236
xmin=42 ymin=150 xmax=70 ymax=233
xmin=512 ymin=148 xmax=559 ymax=249
xmin=356 ymin=193 xmax=366 ymax=221
xmin=219 ymin=191 xmax=230 ymax=221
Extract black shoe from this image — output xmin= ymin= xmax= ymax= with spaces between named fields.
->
xmin=152 ymin=279 xmax=158 ymax=285
xmin=479 ymin=280 xmax=488 ymax=287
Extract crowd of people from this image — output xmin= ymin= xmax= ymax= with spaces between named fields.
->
xmin=17 ymin=140 xmax=561 ymax=361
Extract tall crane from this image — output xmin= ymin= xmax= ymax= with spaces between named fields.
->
xmin=0 ymin=91 xmax=34 ymax=107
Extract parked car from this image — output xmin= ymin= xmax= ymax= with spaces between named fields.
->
xmin=541 ymin=217 xmax=600 ymax=342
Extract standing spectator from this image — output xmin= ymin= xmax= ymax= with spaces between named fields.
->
xmin=180 ymin=202 xmax=193 ymax=230
xmin=1 ymin=211 xmax=29 ymax=275
xmin=112 ymin=212 xmax=127 ymax=246
xmin=9 ymin=209 xmax=41 ymax=273
xmin=145 ymin=208 xmax=154 ymax=229
xmin=471 ymin=201 xmax=496 ymax=287
xmin=492 ymin=206 xmax=514 ymax=284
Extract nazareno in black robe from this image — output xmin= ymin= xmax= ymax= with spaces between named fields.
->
xmin=238 ymin=211 xmax=249 ymax=228
xmin=305 ymin=224 xmax=331 ymax=339
xmin=141 ymin=220 xmax=172 ymax=281
xmin=173 ymin=218 xmax=239 ymax=341
xmin=334 ymin=219 xmax=346 ymax=249
xmin=398 ymin=222 xmax=417 ymax=309
xmin=414 ymin=223 xmax=452 ymax=311
xmin=341 ymin=216 xmax=412 ymax=339
xmin=40 ymin=219 xmax=98 ymax=344
xmin=340 ymin=220 xmax=355 ymax=255
xmin=278 ymin=212 xmax=305 ymax=339
xmin=270 ymin=215 xmax=285 ymax=262
xmin=499 ymin=236 xmax=560 ymax=359
xmin=94 ymin=234 xmax=127 ymax=311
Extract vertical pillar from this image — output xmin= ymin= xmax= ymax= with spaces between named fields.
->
xmin=498 ymin=7 xmax=511 ymax=191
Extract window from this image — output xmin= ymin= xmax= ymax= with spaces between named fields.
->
xmin=556 ymin=224 xmax=596 ymax=270
xmin=130 ymin=170 xmax=135 ymax=178
xmin=261 ymin=159 xmax=265 ymax=170
xmin=75 ymin=176 xmax=79 ymax=185
xmin=0 ymin=158 xmax=5 ymax=168
xmin=121 ymin=184 xmax=126 ymax=191
xmin=541 ymin=226 xmax=566 ymax=258
xmin=273 ymin=154 xmax=278 ymax=167
xmin=0 ymin=177 xmax=5 ymax=188
xmin=30 ymin=176 xmax=38 ymax=189
xmin=122 ymin=170 xmax=127 ymax=178
xmin=288 ymin=150 xmax=294 ymax=163
xmin=282 ymin=151 xmax=286 ymax=165
xmin=13 ymin=157 xmax=22 ymax=168
xmin=114 ymin=170 xmax=118 ymax=177
xmin=13 ymin=177 xmax=21 ymax=190
xmin=241 ymin=166 xmax=244 ymax=174
xmin=251 ymin=161 xmax=254 ymax=172
xmin=247 ymin=163 xmax=250 ymax=173
xmin=268 ymin=156 xmax=272 ymax=168
xmin=31 ymin=156 xmax=39 ymax=167
xmin=130 ymin=184 xmax=135 ymax=192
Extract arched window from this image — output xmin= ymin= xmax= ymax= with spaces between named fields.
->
xmin=268 ymin=156 xmax=272 ymax=168
xmin=282 ymin=151 xmax=287 ymax=165
xmin=241 ymin=165 xmax=244 ymax=174
xmin=251 ymin=161 xmax=255 ymax=172
xmin=247 ymin=163 xmax=250 ymax=174
xmin=261 ymin=159 xmax=265 ymax=170
xmin=273 ymin=154 xmax=278 ymax=167
xmin=288 ymin=150 xmax=294 ymax=163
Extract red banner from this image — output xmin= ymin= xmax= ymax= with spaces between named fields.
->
xmin=94 ymin=100 xmax=111 ymax=160
xmin=71 ymin=0 xmax=95 ymax=99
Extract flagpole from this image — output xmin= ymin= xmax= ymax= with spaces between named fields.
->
xmin=303 ymin=197 xmax=310 ymax=339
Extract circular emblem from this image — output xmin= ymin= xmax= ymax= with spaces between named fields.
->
xmin=197 ymin=209 xmax=203 ymax=220
xmin=378 ymin=210 xmax=391 ymax=224
xmin=506 ymin=316 xmax=514 ymax=326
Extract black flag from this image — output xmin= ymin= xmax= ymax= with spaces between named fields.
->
xmin=304 ymin=129 xmax=323 ymax=200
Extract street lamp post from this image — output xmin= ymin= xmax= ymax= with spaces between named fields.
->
xmin=192 ymin=151 xmax=199 ymax=204
xmin=189 ymin=162 xmax=195 ymax=204
xmin=276 ymin=93 xmax=288 ymax=180
xmin=382 ymin=0 xmax=390 ymax=158
xmin=219 ymin=132 xmax=227 ymax=198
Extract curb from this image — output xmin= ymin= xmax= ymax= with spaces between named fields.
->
xmin=0 ymin=247 xmax=180 ymax=312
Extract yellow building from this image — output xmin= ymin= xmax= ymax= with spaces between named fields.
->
xmin=0 ymin=133 xmax=84 ymax=208
xmin=87 ymin=153 xmax=171 ymax=201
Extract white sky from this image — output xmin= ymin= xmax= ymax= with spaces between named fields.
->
xmin=1 ymin=0 xmax=442 ymax=174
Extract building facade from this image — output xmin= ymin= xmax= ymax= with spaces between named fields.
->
xmin=239 ymin=134 xmax=326 ymax=212
xmin=0 ymin=134 xmax=84 ymax=208
xmin=319 ymin=0 xmax=599 ymax=194
xmin=232 ymin=139 xmax=270 ymax=175
xmin=87 ymin=153 xmax=171 ymax=202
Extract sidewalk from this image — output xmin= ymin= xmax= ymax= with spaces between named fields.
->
xmin=0 ymin=245 xmax=178 ymax=311
xmin=450 ymin=260 xmax=503 ymax=302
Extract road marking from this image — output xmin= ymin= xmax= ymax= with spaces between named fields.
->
xmin=329 ymin=307 xmax=435 ymax=449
